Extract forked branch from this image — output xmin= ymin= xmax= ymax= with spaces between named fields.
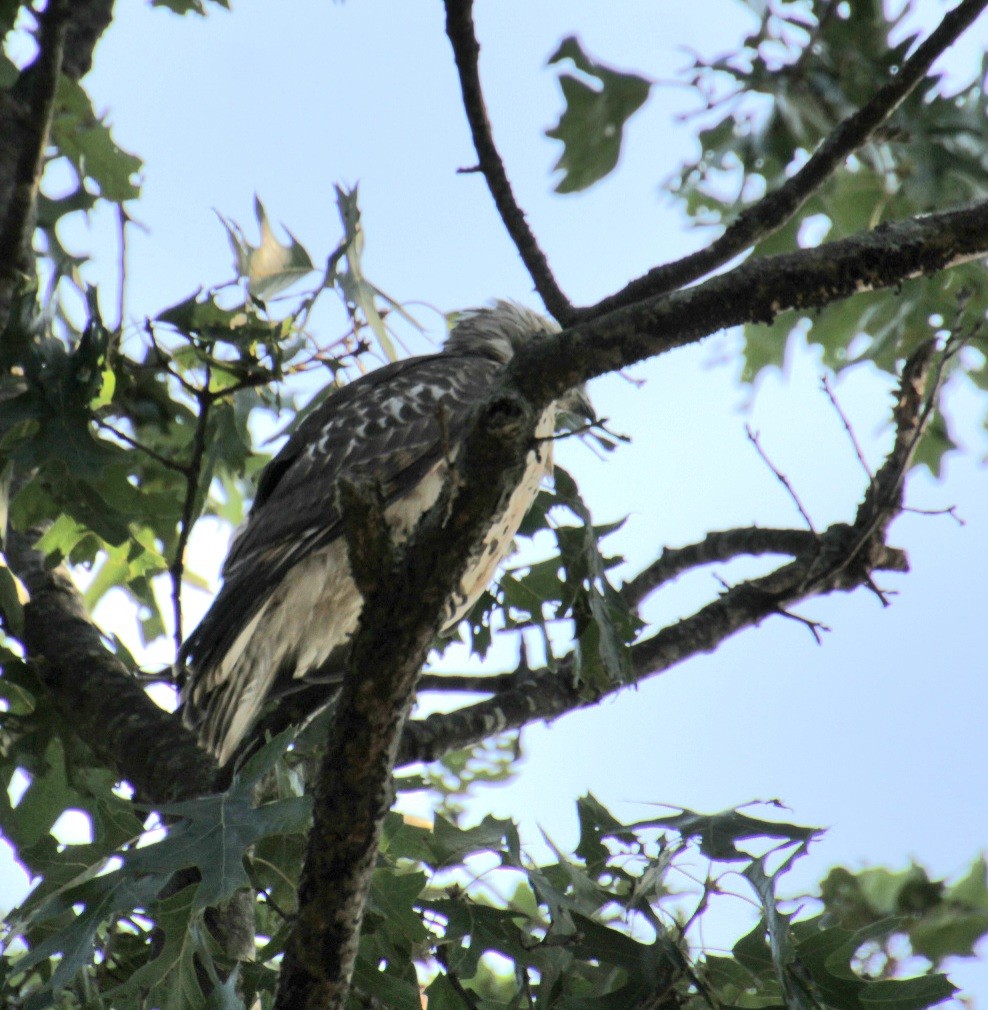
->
xmin=398 ymin=339 xmax=942 ymax=767
xmin=590 ymin=0 xmax=988 ymax=315
xmin=443 ymin=0 xmax=987 ymax=323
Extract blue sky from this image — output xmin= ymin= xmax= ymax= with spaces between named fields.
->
xmin=4 ymin=0 xmax=988 ymax=1000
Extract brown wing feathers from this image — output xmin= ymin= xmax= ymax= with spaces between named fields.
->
xmin=179 ymin=301 xmax=572 ymax=764
xmin=179 ymin=352 xmax=500 ymax=754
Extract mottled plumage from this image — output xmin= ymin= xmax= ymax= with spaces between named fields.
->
xmin=180 ymin=301 xmax=590 ymax=765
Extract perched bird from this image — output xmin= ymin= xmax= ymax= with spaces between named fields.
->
xmin=180 ymin=301 xmax=593 ymax=765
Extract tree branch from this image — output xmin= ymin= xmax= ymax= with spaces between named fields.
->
xmin=0 ymin=0 xmax=70 ymax=323
xmin=0 ymin=0 xmax=114 ymax=327
xmin=621 ymin=527 xmax=822 ymax=610
xmin=398 ymin=534 xmax=906 ymax=766
xmin=746 ymin=426 xmax=818 ymax=531
xmin=417 ymin=671 xmax=519 ymax=693
xmin=0 ymin=0 xmax=220 ymax=810
xmin=5 ymin=529 xmax=218 ymax=804
xmin=588 ymin=0 xmax=988 ymax=315
xmin=398 ymin=341 xmax=938 ymax=767
xmin=505 ymin=199 xmax=988 ymax=413
xmin=275 ymin=392 xmax=541 ymax=1010
xmin=170 ymin=380 xmax=214 ymax=654
xmin=443 ymin=0 xmax=575 ymax=324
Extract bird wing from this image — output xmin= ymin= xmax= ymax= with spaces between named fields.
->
xmin=180 ymin=351 xmax=502 ymax=682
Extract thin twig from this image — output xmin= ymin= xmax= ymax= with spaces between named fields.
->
xmin=443 ymin=0 xmax=574 ymax=324
xmin=821 ymin=375 xmax=872 ymax=479
xmin=144 ymin=320 xmax=202 ymax=397
xmin=774 ymin=606 xmax=830 ymax=643
xmin=171 ymin=370 xmax=213 ymax=655
xmin=587 ymin=0 xmax=988 ymax=317
xmin=95 ymin=418 xmax=191 ymax=475
xmin=795 ymin=339 xmax=946 ymax=596
xmin=790 ymin=0 xmax=840 ymax=76
xmin=903 ymin=504 xmax=964 ymax=525
xmin=113 ymin=203 xmax=128 ymax=354
xmin=745 ymin=426 xmax=817 ymax=532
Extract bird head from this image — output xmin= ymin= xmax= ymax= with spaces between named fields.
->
xmin=444 ymin=300 xmax=595 ymax=430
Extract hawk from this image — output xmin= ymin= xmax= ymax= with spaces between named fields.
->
xmin=180 ymin=301 xmax=592 ymax=765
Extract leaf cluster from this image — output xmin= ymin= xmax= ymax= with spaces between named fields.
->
xmin=8 ymin=768 xmax=980 ymax=1010
xmin=467 ymin=464 xmax=640 ymax=694
xmin=2 ymin=734 xmax=309 ymax=1010
xmin=543 ymin=0 xmax=988 ymax=473
xmin=667 ymin=0 xmax=988 ymax=468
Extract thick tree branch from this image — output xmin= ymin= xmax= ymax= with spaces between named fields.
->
xmin=443 ymin=0 xmax=985 ymax=324
xmin=417 ymin=671 xmax=518 ymax=693
xmin=589 ymin=0 xmax=988 ymax=315
xmin=399 ymin=537 xmax=907 ymax=765
xmin=443 ymin=0 xmax=575 ymax=324
xmin=0 ymin=1 xmax=70 ymax=322
xmin=505 ymin=200 xmax=988 ymax=413
xmin=5 ymin=529 xmax=218 ymax=804
xmin=0 ymin=0 xmax=114 ymax=326
xmin=399 ymin=342 xmax=937 ymax=767
xmin=275 ymin=392 xmax=541 ymax=1010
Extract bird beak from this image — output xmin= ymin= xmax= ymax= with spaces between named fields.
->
xmin=555 ymin=384 xmax=596 ymax=433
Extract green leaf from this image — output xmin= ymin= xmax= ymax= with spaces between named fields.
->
xmin=744 ymin=859 xmax=815 ymax=1010
xmin=32 ymin=513 xmax=91 ymax=565
xmin=542 ymin=466 xmax=639 ymax=691
xmin=574 ymin=793 xmax=631 ymax=867
xmin=0 ymin=555 xmax=26 ymax=634
xmin=330 ymin=185 xmax=415 ymax=361
xmin=0 ymin=0 xmax=19 ymax=38
xmin=733 ymin=919 xmax=776 ymax=977
xmin=547 ymin=37 xmax=650 ymax=193
xmin=424 ymin=973 xmax=472 ymax=1010
xmin=149 ymin=737 xmax=312 ymax=909
xmin=429 ymin=813 xmax=513 ymax=865
xmin=352 ymin=952 xmax=423 ymax=1010
xmin=367 ymin=869 xmax=428 ymax=945
xmin=156 ymin=290 xmax=285 ymax=348
xmin=218 ymin=195 xmax=315 ymax=300
xmin=104 ymin=886 xmax=212 ymax=1010
xmin=635 ymin=805 xmax=821 ymax=862
xmin=910 ymin=908 xmax=988 ymax=963
xmin=948 ymin=856 xmax=988 ymax=908
xmin=51 ymin=78 xmax=142 ymax=203
xmin=14 ymin=869 xmax=172 ymax=1009
xmin=858 ymin=974 xmax=957 ymax=1010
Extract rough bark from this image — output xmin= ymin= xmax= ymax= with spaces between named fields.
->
xmin=6 ymin=529 xmax=218 ymax=802
xmin=275 ymin=395 xmax=541 ymax=1009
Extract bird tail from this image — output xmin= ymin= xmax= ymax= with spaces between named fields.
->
xmin=181 ymin=604 xmax=279 ymax=766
